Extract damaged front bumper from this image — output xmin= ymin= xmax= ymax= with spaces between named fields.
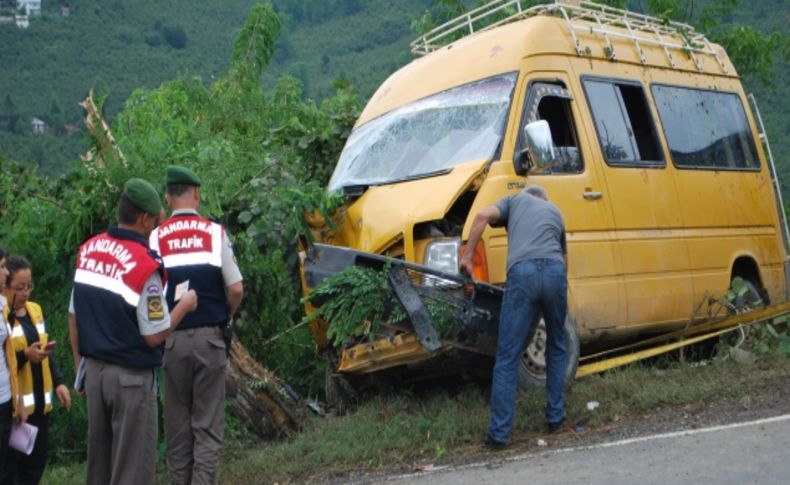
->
xmin=301 ymin=243 xmax=503 ymax=374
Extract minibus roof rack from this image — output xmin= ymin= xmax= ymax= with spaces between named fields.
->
xmin=410 ymin=0 xmax=728 ymax=73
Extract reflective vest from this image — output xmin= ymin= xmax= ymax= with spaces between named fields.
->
xmin=3 ymin=301 xmax=52 ymax=414
xmin=150 ymin=213 xmax=229 ymax=329
xmin=73 ymin=226 xmax=167 ymax=368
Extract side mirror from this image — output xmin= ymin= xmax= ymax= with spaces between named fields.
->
xmin=523 ymin=120 xmax=555 ymax=172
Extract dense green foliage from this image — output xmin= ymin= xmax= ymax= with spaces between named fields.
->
xmin=305 ymin=264 xmax=466 ymax=346
xmin=305 ymin=265 xmax=395 ymax=347
xmin=1 ymin=2 xmax=360 ymax=463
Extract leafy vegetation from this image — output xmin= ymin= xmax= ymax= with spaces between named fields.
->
xmin=304 ymin=265 xmax=396 ymax=347
xmin=304 ymin=263 xmax=468 ymax=347
xmin=1 ymin=2 xmax=361 ymax=463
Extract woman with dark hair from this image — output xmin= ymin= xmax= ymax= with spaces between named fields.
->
xmin=0 ymin=247 xmax=26 ymax=483
xmin=3 ymin=255 xmax=70 ymax=484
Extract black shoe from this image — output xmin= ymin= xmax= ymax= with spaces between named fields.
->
xmin=482 ymin=433 xmax=508 ymax=450
xmin=547 ymin=417 xmax=566 ymax=434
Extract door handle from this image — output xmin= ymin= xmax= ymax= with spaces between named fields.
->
xmin=583 ymin=191 xmax=603 ymax=200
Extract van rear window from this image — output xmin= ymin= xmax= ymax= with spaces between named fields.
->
xmin=652 ymin=85 xmax=759 ymax=170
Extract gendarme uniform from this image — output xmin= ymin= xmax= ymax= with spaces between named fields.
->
xmin=149 ymin=166 xmax=242 ymax=485
xmin=71 ymin=179 xmax=171 ymax=485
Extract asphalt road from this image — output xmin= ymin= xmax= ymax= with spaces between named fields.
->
xmin=383 ymin=414 xmax=790 ymax=484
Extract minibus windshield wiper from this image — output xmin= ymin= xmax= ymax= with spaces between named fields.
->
xmin=338 ymin=169 xmax=453 ymax=197
xmin=340 ymin=184 xmax=369 ymax=197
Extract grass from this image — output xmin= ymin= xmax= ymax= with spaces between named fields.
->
xmin=45 ymin=350 xmax=790 ymax=484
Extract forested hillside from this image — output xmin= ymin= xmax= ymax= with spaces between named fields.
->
xmin=0 ymin=0 xmax=432 ymax=173
xmin=730 ymin=0 xmax=790 ymax=195
xmin=0 ymin=0 xmax=786 ymax=177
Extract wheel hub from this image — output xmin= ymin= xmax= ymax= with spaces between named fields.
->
xmin=521 ymin=320 xmax=547 ymax=378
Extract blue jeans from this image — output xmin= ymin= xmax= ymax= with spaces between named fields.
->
xmin=487 ymin=258 xmax=568 ymax=443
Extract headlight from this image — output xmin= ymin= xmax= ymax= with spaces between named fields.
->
xmin=424 ymin=238 xmax=461 ymax=274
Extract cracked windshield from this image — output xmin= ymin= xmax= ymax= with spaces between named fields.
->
xmin=328 ymin=73 xmax=517 ymax=192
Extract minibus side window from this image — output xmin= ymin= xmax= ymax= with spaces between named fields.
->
xmin=517 ymin=82 xmax=583 ymax=175
xmin=651 ymin=85 xmax=760 ymax=170
xmin=583 ymin=79 xmax=664 ymax=167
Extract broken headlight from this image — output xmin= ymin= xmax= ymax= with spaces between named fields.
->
xmin=424 ymin=238 xmax=461 ymax=276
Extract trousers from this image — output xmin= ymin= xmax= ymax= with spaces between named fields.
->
xmin=164 ymin=326 xmax=227 ymax=485
xmin=488 ymin=258 xmax=568 ymax=442
xmin=85 ymin=359 xmax=157 ymax=485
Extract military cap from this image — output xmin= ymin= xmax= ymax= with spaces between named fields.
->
xmin=166 ymin=165 xmax=201 ymax=186
xmin=123 ymin=178 xmax=162 ymax=215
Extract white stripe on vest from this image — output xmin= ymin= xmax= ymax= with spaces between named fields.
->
xmin=74 ymin=269 xmax=140 ymax=307
xmin=21 ymin=391 xmax=52 ymax=409
xmin=161 ymin=251 xmax=220 ymax=268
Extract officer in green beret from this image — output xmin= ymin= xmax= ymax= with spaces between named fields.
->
xmin=68 ymin=178 xmax=198 ymax=485
xmin=151 ymin=166 xmax=243 ymax=485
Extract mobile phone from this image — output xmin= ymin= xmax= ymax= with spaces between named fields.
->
xmin=44 ymin=340 xmax=56 ymax=351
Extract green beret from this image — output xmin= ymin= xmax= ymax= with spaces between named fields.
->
xmin=166 ymin=165 xmax=201 ymax=186
xmin=123 ymin=178 xmax=162 ymax=215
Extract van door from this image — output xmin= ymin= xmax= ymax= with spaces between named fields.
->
xmin=514 ymin=70 xmax=626 ymax=335
xmin=576 ymin=72 xmax=694 ymax=330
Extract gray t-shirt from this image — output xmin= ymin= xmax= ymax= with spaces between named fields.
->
xmin=495 ymin=190 xmax=567 ymax=271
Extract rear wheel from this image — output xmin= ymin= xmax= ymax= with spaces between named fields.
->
xmin=728 ymin=276 xmax=764 ymax=311
xmin=518 ymin=312 xmax=580 ymax=390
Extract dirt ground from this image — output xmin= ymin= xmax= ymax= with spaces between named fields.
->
xmin=334 ymin=365 xmax=790 ymax=484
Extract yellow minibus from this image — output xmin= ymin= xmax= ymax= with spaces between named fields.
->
xmin=301 ymin=0 xmax=789 ymax=399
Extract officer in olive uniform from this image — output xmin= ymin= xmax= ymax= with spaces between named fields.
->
xmin=150 ymin=166 xmax=243 ymax=485
xmin=69 ymin=179 xmax=198 ymax=485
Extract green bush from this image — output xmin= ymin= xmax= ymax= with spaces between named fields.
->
xmin=0 ymin=3 xmax=360 ymax=464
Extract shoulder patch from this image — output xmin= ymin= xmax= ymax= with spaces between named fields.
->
xmin=147 ymin=284 xmax=161 ymax=295
xmin=147 ymin=296 xmax=165 ymax=321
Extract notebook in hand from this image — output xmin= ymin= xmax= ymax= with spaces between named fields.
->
xmin=9 ymin=421 xmax=38 ymax=455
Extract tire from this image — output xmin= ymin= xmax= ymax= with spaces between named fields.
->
xmin=517 ymin=312 xmax=580 ymax=390
xmin=324 ymin=364 xmax=358 ymax=416
xmin=729 ymin=277 xmax=764 ymax=311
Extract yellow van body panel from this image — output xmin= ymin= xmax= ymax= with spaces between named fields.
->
xmin=328 ymin=159 xmax=489 ymax=260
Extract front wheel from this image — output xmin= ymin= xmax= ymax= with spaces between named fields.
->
xmin=324 ymin=363 xmax=358 ymax=416
xmin=518 ymin=312 xmax=580 ymax=390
